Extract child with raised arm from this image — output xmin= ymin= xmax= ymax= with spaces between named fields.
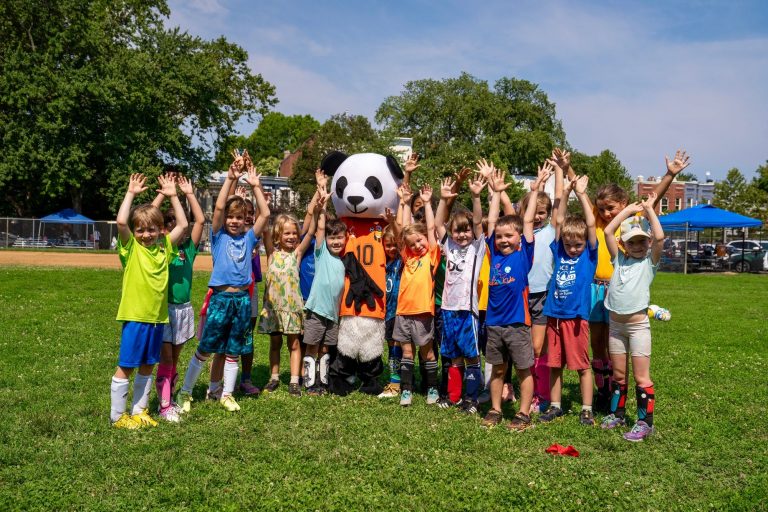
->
xmin=601 ymin=193 xmax=664 ymax=442
xmin=433 ymin=173 xmax=487 ymax=414
xmin=260 ymin=189 xmax=322 ymax=397
xmin=539 ymin=174 xmax=599 ymax=426
xmin=394 ymin=184 xmax=441 ymax=407
xmin=377 ymin=220 xmax=404 ymax=398
xmin=176 ymin=151 xmax=269 ymax=413
xmin=110 ymin=173 xmax=188 ymax=428
xmin=150 ymin=174 xmax=205 ymax=422
xmin=481 ymin=167 xmax=544 ymax=431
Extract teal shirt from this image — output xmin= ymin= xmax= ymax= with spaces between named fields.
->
xmin=304 ymin=241 xmax=345 ymax=322
xmin=604 ymin=252 xmax=658 ymax=315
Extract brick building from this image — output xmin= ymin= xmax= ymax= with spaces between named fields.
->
xmin=635 ymin=175 xmax=715 ymax=213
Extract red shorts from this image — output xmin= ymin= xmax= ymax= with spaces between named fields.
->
xmin=546 ymin=318 xmax=590 ymax=370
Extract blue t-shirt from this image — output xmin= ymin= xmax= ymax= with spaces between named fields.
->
xmin=486 ymin=235 xmax=534 ymax=326
xmin=299 ymin=237 xmax=316 ymax=301
xmin=543 ymin=239 xmax=598 ymax=319
xmin=304 ymin=241 xmax=345 ymax=322
xmin=208 ymin=229 xmax=259 ymax=288
xmin=385 ymin=258 xmax=403 ymax=321
xmin=528 ymin=223 xmax=556 ymax=293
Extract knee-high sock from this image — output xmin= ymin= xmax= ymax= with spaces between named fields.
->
xmin=222 ymin=356 xmax=239 ymax=397
xmin=424 ymin=360 xmax=438 ymax=389
xmin=156 ymin=363 xmax=174 ymax=411
xmin=110 ymin=377 xmax=130 ymax=422
xmin=439 ymin=355 xmax=451 ymax=397
xmin=447 ymin=363 xmax=464 ymax=403
xmin=533 ymin=355 xmax=551 ymax=401
xmin=388 ymin=345 xmax=402 ymax=384
xmin=131 ymin=373 xmax=153 ymax=415
xmin=464 ymin=363 xmax=482 ymax=402
xmin=319 ymin=353 xmax=330 ymax=385
xmin=610 ymin=381 xmax=628 ymax=418
xmin=400 ymin=358 xmax=414 ymax=391
xmin=181 ymin=352 xmax=208 ymax=394
xmin=303 ymin=356 xmax=317 ymax=388
xmin=636 ymin=385 xmax=655 ymax=426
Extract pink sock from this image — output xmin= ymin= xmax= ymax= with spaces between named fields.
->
xmin=156 ymin=363 xmax=174 ymax=411
xmin=534 ymin=355 xmax=551 ymax=401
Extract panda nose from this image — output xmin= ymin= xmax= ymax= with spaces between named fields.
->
xmin=348 ymin=195 xmax=364 ymax=207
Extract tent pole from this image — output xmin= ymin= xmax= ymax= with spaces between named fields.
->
xmin=683 ymin=223 xmax=689 ymax=274
xmin=741 ymin=229 xmax=746 ymax=270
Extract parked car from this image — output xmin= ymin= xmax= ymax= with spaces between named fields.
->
xmin=724 ymin=240 xmax=765 ymax=272
xmin=669 ymin=239 xmax=700 ymax=257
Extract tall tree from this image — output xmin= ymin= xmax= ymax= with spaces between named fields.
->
xmin=0 ymin=0 xmax=276 ymax=217
xmin=570 ymin=150 xmax=634 ymax=199
xmin=713 ymin=168 xmax=748 ymax=212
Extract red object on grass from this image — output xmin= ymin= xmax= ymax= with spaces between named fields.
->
xmin=545 ymin=444 xmax=580 ymax=457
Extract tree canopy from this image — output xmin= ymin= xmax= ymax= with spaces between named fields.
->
xmin=0 ymin=0 xmax=276 ymax=217
xmin=714 ymin=167 xmax=768 ymax=224
xmin=570 ymin=149 xmax=634 ymax=199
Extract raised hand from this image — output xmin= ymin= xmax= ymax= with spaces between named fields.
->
xmin=243 ymin=149 xmax=255 ymax=173
xmin=229 ymin=149 xmax=245 ymax=179
xmin=379 ymin=207 xmax=396 ymax=224
xmin=404 ymin=153 xmax=420 ymax=174
xmin=468 ymin=175 xmax=486 ymax=196
xmin=440 ymin=177 xmax=458 ymax=199
xmin=532 ymin=162 xmax=553 ymax=191
xmin=245 ymin=166 xmax=262 ymax=189
xmin=552 ymin=148 xmax=571 ymax=171
xmin=475 ymin=158 xmax=495 ymax=179
xmin=573 ymin=174 xmax=589 ymax=195
xmin=419 ymin=184 xmax=433 ymax=203
xmin=315 ymin=168 xmax=328 ymax=190
xmin=626 ymin=201 xmax=645 ymax=215
xmin=127 ymin=173 xmax=148 ymax=195
xmin=665 ymin=149 xmax=690 ymax=175
xmin=177 ymin=175 xmax=194 ymax=195
xmin=642 ymin=192 xmax=657 ymax=210
xmin=317 ymin=187 xmax=330 ymax=210
xmin=454 ymin=166 xmax=471 ymax=184
xmin=490 ymin=169 xmax=510 ymax=193
xmin=235 ymin=185 xmax=248 ymax=198
xmin=157 ymin=173 xmax=178 ymax=197
xmin=397 ymin=183 xmax=413 ymax=204
xmin=263 ymin=190 xmax=273 ymax=204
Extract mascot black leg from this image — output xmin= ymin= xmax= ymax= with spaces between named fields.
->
xmin=357 ymin=357 xmax=384 ymax=395
xmin=329 ymin=352 xmax=358 ymax=397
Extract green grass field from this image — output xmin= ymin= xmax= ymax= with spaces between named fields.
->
xmin=0 ymin=267 xmax=766 ymax=511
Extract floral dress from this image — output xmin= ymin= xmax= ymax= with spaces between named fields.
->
xmin=259 ymin=250 xmax=303 ymax=334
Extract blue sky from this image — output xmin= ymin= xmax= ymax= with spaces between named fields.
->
xmin=168 ymin=0 xmax=768 ymax=181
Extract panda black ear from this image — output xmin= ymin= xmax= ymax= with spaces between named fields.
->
xmin=321 ymin=151 xmax=348 ymax=176
xmin=386 ymin=155 xmax=404 ymax=180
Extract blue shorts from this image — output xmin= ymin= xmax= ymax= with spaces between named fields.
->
xmin=589 ymin=282 xmax=610 ymax=324
xmin=118 ymin=321 xmax=164 ymax=368
xmin=199 ymin=290 xmax=254 ymax=356
xmin=440 ymin=310 xmax=479 ymax=359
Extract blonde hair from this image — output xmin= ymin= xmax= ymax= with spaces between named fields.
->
xmin=520 ymin=191 xmax=552 ymax=217
xmin=225 ymin=196 xmax=247 ymax=217
xmin=271 ymin=214 xmax=300 ymax=248
xmin=560 ymin=215 xmax=587 ymax=241
xmin=495 ymin=214 xmax=522 ymax=234
xmin=401 ymin=222 xmax=428 ymax=242
xmin=130 ymin=204 xmax=163 ymax=231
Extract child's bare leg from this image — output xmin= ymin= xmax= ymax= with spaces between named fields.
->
xmin=549 ymin=367 xmax=563 ymax=404
xmin=268 ymin=334 xmax=282 ymax=381
xmin=490 ymin=363 xmax=507 ymax=412
xmin=515 ymin=367 xmax=533 ymax=415
xmin=287 ymin=334 xmax=302 ymax=380
xmin=210 ymin=353 xmax=225 ymax=383
xmin=577 ymin=367 xmax=593 ymax=407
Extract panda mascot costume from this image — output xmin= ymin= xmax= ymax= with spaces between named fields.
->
xmin=321 ymin=151 xmax=403 ymax=396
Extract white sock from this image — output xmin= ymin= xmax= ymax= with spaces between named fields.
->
xmin=582 ymin=404 xmax=592 ymax=412
xmin=223 ymin=357 xmax=239 ymax=397
xmin=131 ymin=373 xmax=153 ymax=415
xmin=290 ymin=375 xmax=300 ymax=384
xmin=303 ymin=356 xmax=317 ymax=388
xmin=551 ymin=401 xmax=562 ymax=409
xmin=182 ymin=353 xmax=207 ymax=393
xmin=110 ymin=377 xmax=130 ymax=422
xmin=484 ymin=362 xmax=493 ymax=388
xmin=271 ymin=373 xmax=279 ymax=382
xmin=319 ymin=354 xmax=330 ymax=385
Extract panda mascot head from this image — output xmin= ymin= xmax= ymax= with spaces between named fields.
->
xmin=321 ymin=152 xmax=403 ymax=220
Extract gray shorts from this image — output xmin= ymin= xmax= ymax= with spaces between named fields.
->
xmin=393 ymin=314 xmax=434 ymax=347
xmin=163 ymin=302 xmax=195 ymax=345
xmin=303 ymin=310 xmax=339 ymax=346
xmin=528 ymin=291 xmax=548 ymax=326
xmin=608 ymin=318 xmax=652 ymax=357
xmin=486 ymin=324 xmax=534 ymax=369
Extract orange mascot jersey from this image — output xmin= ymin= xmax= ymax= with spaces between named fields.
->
xmin=339 ymin=217 xmax=386 ymax=319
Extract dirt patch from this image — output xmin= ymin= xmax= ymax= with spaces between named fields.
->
xmin=0 ymin=250 xmax=214 ymax=271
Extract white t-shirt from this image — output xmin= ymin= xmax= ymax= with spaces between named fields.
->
xmin=439 ymin=234 xmax=487 ymax=315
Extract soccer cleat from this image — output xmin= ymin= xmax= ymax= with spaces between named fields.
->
xmin=377 ymin=383 xmax=401 ymax=398
xmin=579 ymin=409 xmax=595 ymax=426
xmin=539 ymin=405 xmax=565 ymax=423
xmin=400 ymin=389 xmax=413 ymax=407
xmin=131 ymin=408 xmax=159 ymax=427
xmin=426 ymin=387 xmax=440 ymax=405
xmin=506 ymin=412 xmax=533 ymax=432
xmin=263 ymin=379 xmax=280 ymax=393
xmin=220 ymin=395 xmax=241 ymax=412
xmin=458 ymin=400 xmax=479 ymax=415
xmin=112 ymin=413 xmax=140 ymax=430
xmin=176 ymin=391 xmax=193 ymax=413
xmin=601 ymin=414 xmax=627 ymax=430
xmin=288 ymin=383 xmax=301 ymax=397
xmin=159 ymin=405 xmax=181 ymax=423
xmin=623 ymin=420 xmax=655 ymax=442
xmin=238 ymin=380 xmax=261 ymax=396
xmin=436 ymin=397 xmax=459 ymax=409
xmin=481 ymin=409 xmax=502 ymax=428
xmin=307 ymin=384 xmax=326 ymax=397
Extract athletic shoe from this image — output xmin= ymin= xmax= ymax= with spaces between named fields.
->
xmin=220 ymin=395 xmax=241 ymax=412
xmin=623 ymin=420 xmax=655 ymax=442
xmin=481 ymin=409 xmax=502 ymax=428
xmin=506 ymin=412 xmax=533 ymax=432
xmin=539 ymin=405 xmax=565 ymax=423
xmin=436 ymin=397 xmax=459 ymax=409
xmin=171 ymin=401 xmax=185 ymax=416
xmin=112 ymin=413 xmax=140 ymax=430
xmin=502 ymin=383 xmax=517 ymax=403
xmin=600 ymin=413 xmax=626 ymax=430
xmin=288 ymin=383 xmax=301 ymax=397
xmin=238 ymin=380 xmax=261 ymax=396
xmin=426 ymin=387 xmax=440 ymax=405
xmin=307 ymin=384 xmax=326 ymax=396
xmin=159 ymin=406 xmax=181 ymax=423
xmin=263 ymin=379 xmax=280 ymax=393
xmin=176 ymin=391 xmax=193 ymax=413
xmin=377 ymin=383 xmax=400 ymax=398
xmin=131 ymin=408 xmax=159 ymax=427
xmin=400 ymin=389 xmax=413 ymax=407
xmin=579 ymin=409 xmax=595 ymax=426
xmin=477 ymin=389 xmax=491 ymax=404
xmin=458 ymin=400 xmax=479 ymax=415
xmin=206 ymin=386 xmax=222 ymax=401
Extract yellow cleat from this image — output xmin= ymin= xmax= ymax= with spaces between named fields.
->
xmin=131 ymin=408 xmax=159 ymax=427
xmin=220 ymin=395 xmax=241 ymax=412
xmin=176 ymin=391 xmax=193 ymax=413
xmin=112 ymin=413 xmax=140 ymax=430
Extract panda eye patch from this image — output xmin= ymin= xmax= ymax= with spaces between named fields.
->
xmin=364 ymin=176 xmax=383 ymax=199
xmin=336 ymin=176 xmax=348 ymax=198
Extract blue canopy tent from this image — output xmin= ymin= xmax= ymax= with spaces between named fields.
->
xmin=659 ymin=204 xmax=763 ymax=273
xmin=38 ymin=209 xmax=96 ymax=247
